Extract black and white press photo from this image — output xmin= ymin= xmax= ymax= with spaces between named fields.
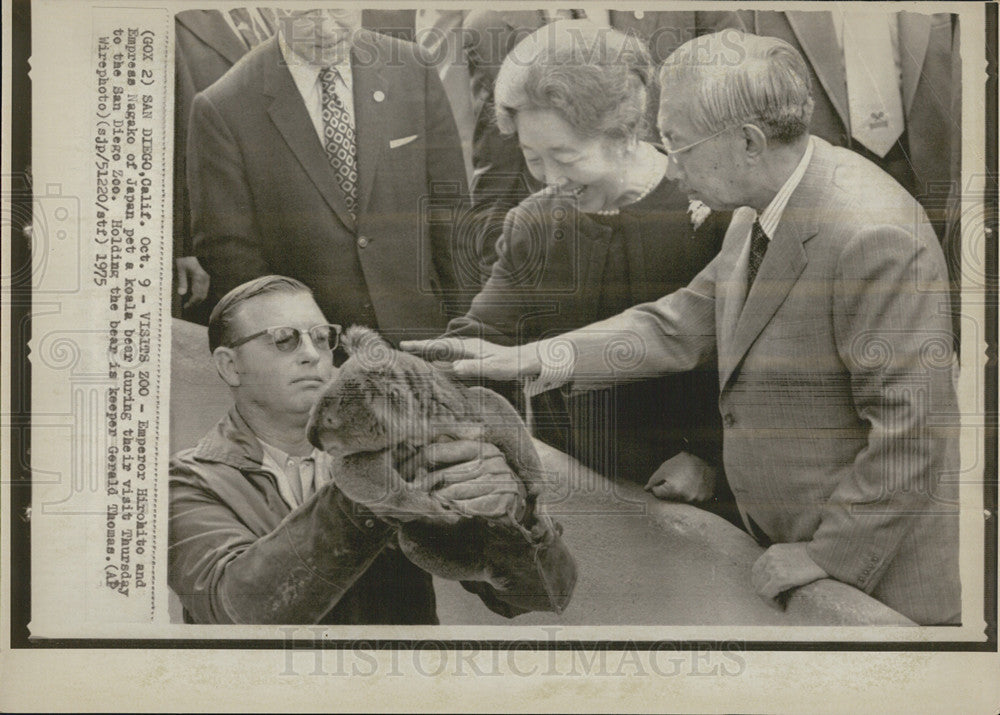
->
xmin=4 ymin=1 xmax=997 ymax=712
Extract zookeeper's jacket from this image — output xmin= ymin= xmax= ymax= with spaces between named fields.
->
xmin=169 ymin=407 xmax=577 ymax=624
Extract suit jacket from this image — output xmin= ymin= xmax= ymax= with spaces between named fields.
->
xmin=747 ymin=11 xmax=959 ymax=239
xmin=538 ymin=138 xmax=960 ymax=624
xmin=174 ymin=10 xmax=250 ymax=261
xmin=187 ymin=32 xmax=471 ymax=343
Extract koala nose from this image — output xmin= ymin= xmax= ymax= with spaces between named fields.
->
xmin=307 ymin=409 xmax=341 ymax=451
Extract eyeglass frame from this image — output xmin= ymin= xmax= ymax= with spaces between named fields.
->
xmin=226 ymin=323 xmax=343 ymax=353
xmin=659 ymin=122 xmax=748 ymax=157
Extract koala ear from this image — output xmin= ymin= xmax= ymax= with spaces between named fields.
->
xmin=342 ymin=325 xmax=394 ymax=371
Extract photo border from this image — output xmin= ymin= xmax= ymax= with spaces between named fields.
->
xmin=5 ymin=0 xmax=998 ymax=654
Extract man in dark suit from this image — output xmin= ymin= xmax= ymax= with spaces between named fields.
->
xmin=745 ymin=10 xmax=960 ymax=243
xmin=186 ymin=9 xmax=471 ymax=342
xmin=174 ymin=9 xmax=273 ymax=320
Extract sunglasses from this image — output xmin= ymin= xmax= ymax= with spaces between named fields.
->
xmin=228 ymin=323 xmax=342 ymax=353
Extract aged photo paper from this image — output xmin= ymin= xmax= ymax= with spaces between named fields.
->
xmin=2 ymin=0 xmax=998 ymax=711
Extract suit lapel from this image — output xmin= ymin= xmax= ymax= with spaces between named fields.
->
xmin=262 ymin=40 xmax=354 ymax=231
xmin=786 ymin=11 xmax=850 ymax=129
xmin=715 ymin=208 xmax=756 ymax=388
xmin=177 ymin=10 xmax=249 ymax=66
xmin=898 ymin=12 xmax=931 ymax=117
xmin=719 ymin=152 xmax=824 ymax=390
xmin=351 ymin=35 xmax=389 ymax=216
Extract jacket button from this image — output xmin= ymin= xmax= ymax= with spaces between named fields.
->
xmin=634 ymin=10 xmax=644 ymax=19
xmin=364 ymin=518 xmax=375 ymax=528
xmin=723 ymin=413 xmax=736 ymax=427
xmin=357 ymin=236 xmax=369 ymax=249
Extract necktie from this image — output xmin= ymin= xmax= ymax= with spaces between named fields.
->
xmin=841 ymin=12 xmax=905 ymax=158
xmin=746 ymin=219 xmax=768 ymax=292
xmin=319 ymin=67 xmax=359 ymax=221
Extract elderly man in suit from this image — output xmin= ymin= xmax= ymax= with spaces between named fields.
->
xmin=186 ymin=8 xmax=471 ymax=343
xmin=406 ymin=31 xmax=961 ymax=625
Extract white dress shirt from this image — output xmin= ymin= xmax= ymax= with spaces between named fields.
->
xmin=754 ymin=136 xmax=816 ymax=241
xmin=278 ymin=34 xmax=355 ymax=148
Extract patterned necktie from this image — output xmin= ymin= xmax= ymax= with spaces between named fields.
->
xmin=319 ymin=67 xmax=359 ymax=221
xmin=746 ymin=219 xmax=769 ymax=292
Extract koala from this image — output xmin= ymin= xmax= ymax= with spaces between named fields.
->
xmin=306 ymin=326 xmax=549 ymax=586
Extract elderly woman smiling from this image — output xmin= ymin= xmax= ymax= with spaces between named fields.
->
xmin=435 ymin=21 xmax=735 ymax=512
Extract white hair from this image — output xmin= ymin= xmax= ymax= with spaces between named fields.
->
xmin=659 ymin=30 xmax=814 ymax=144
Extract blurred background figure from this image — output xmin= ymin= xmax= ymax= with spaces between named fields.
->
xmin=173 ymin=7 xmax=477 ymax=323
xmin=174 ymin=8 xmax=278 ymax=321
xmin=746 ymin=9 xmax=963 ymax=345
xmin=744 ymin=9 xmax=961 ymax=243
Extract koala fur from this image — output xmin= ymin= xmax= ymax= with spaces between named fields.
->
xmin=306 ymin=326 xmax=549 ymax=587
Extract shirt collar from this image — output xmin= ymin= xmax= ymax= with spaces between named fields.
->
xmin=278 ymin=33 xmax=353 ymax=97
xmin=259 ymin=439 xmax=313 ymax=467
xmin=756 ymin=136 xmax=815 ymax=240
xmin=191 ymin=405 xmax=324 ymax=472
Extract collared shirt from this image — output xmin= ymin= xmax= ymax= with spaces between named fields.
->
xmin=754 ymin=136 xmax=816 ymax=241
xmin=258 ymin=439 xmax=333 ymax=509
xmin=278 ymin=34 xmax=355 ymax=147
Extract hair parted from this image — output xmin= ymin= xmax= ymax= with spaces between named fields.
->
xmin=659 ymin=30 xmax=814 ymax=145
xmin=494 ymin=19 xmax=653 ymax=144
xmin=208 ymin=275 xmax=314 ymax=352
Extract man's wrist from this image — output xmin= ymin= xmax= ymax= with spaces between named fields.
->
xmin=522 ymin=339 xmax=575 ymax=395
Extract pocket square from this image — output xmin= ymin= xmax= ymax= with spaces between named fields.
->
xmin=389 ymin=134 xmax=418 ymax=149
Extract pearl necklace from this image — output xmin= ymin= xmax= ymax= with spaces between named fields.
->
xmin=590 ymin=150 xmax=666 ymax=216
